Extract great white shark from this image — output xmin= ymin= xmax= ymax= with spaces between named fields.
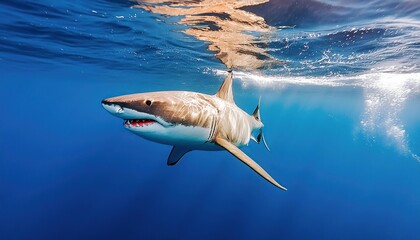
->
xmin=102 ymin=72 xmax=286 ymax=190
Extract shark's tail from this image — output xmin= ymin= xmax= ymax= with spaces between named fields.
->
xmin=252 ymin=97 xmax=270 ymax=152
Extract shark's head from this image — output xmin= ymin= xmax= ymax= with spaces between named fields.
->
xmin=101 ymin=92 xmax=174 ymax=135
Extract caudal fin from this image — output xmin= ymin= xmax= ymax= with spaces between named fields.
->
xmin=252 ymin=97 xmax=270 ymax=152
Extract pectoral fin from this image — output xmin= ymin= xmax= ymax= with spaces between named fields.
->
xmin=167 ymin=146 xmax=191 ymax=166
xmin=215 ymin=136 xmax=287 ymax=190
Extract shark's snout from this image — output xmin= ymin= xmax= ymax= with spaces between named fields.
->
xmin=102 ymin=99 xmax=125 ymax=116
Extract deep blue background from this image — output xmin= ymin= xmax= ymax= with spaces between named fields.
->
xmin=1 ymin=0 xmax=419 ymax=239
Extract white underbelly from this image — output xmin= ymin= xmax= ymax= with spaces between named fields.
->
xmin=133 ymin=124 xmax=211 ymax=145
xmin=130 ymin=123 xmax=247 ymax=150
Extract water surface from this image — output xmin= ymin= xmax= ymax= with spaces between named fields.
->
xmin=1 ymin=0 xmax=419 ymax=239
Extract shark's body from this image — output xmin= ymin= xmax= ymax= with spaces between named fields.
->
xmin=102 ymin=72 xmax=286 ymax=190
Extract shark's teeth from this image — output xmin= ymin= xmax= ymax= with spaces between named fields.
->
xmin=124 ymin=119 xmax=156 ymax=127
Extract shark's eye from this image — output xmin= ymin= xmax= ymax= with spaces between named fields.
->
xmin=145 ymin=100 xmax=152 ymax=106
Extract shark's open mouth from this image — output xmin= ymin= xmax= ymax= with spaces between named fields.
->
xmin=124 ymin=119 xmax=157 ymax=128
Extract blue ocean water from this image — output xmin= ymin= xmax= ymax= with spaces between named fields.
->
xmin=1 ymin=0 xmax=419 ymax=239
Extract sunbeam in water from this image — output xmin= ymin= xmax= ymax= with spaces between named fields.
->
xmin=360 ymin=72 xmax=420 ymax=161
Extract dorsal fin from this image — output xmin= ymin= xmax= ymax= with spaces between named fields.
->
xmin=215 ymin=71 xmax=234 ymax=103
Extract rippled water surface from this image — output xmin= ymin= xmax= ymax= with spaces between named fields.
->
xmin=1 ymin=0 xmax=419 ymax=239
